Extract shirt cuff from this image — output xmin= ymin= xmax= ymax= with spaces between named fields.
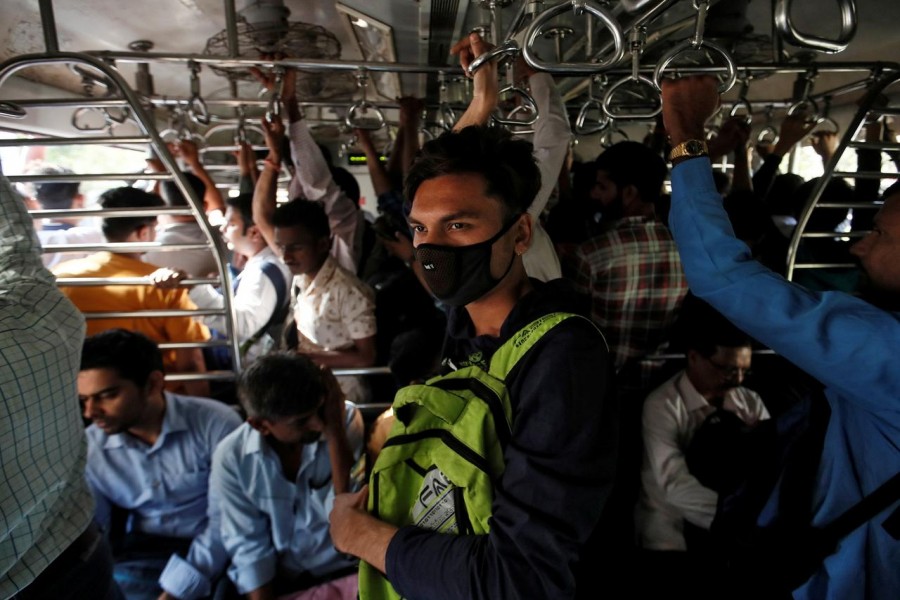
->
xmin=230 ymin=554 xmax=277 ymax=595
xmin=159 ymin=554 xmax=212 ymax=600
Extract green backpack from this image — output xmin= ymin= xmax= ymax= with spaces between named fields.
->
xmin=359 ymin=312 xmax=581 ymax=600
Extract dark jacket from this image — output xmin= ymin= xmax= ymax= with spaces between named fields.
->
xmin=385 ymin=279 xmax=617 ymax=599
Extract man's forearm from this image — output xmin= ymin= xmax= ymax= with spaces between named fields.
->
xmin=252 ymin=161 xmax=280 ymax=252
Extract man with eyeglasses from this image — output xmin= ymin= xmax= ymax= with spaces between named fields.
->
xmin=635 ymin=298 xmax=769 ymax=594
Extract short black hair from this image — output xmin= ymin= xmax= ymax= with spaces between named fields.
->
xmin=237 ymin=353 xmax=324 ymax=420
xmin=272 ymin=198 xmax=330 ymax=240
xmin=331 ymin=166 xmax=360 ymax=206
xmin=159 ymin=171 xmax=206 ymax=207
xmin=678 ymin=295 xmax=753 ymax=357
xmin=594 ymin=141 xmax=667 ymax=206
xmin=81 ymin=329 xmax=165 ymax=386
xmin=28 ymin=165 xmax=79 ymax=209
xmin=99 ymin=186 xmax=164 ymax=242
xmin=226 ymin=193 xmax=254 ymax=232
xmin=404 ymin=125 xmax=541 ymax=219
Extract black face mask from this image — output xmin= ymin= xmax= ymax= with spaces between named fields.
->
xmin=415 ymin=216 xmax=520 ymax=307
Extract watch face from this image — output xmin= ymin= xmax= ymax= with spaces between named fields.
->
xmin=685 ymin=140 xmax=705 ymax=154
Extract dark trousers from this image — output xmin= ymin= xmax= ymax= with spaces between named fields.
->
xmin=12 ymin=521 xmax=123 ymax=600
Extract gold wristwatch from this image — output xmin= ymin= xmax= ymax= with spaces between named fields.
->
xmin=668 ymin=139 xmax=709 ymax=162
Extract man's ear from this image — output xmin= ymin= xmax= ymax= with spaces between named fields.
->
xmin=246 ymin=224 xmax=262 ymax=243
xmin=514 ymin=213 xmax=533 ymax=254
xmin=145 ymin=370 xmax=166 ymax=397
xmin=247 ymin=416 xmax=270 ymax=436
xmin=72 ymin=193 xmax=85 ymax=209
xmin=621 ymin=183 xmax=641 ymax=207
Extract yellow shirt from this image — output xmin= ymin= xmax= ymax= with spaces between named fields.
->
xmin=53 ymin=252 xmax=210 ymax=369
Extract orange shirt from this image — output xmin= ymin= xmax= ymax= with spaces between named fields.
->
xmin=53 ymin=252 xmax=210 ymax=369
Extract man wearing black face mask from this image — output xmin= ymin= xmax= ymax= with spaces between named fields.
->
xmin=328 ymin=40 xmax=616 ymax=599
xmin=563 ymin=142 xmax=688 ymax=377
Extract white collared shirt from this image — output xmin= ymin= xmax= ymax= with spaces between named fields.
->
xmin=636 ymin=370 xmax=769 ymax=550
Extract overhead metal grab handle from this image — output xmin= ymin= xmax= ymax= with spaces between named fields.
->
xmin=438 ymin=71 xmax=457 ymax=131
xmin=600 ymin=123 xmax=629 ymax=148
xmin=345 ymin=69 xmax=386 ymax=131
xmin=575 ymin=74 xmax=610 ymax=135
xmin=467 ymin=40 xmax=520 ymax=75
xmin=774 ymin=0 xmax=857 ymax=54
xmin=71 ymin=106 xmax=114 ymax=133
xmin=492 ymin=84 xmax=539 ymax=126
xmin=728 ymin=79 xmax=753 ymax=125
xmin=522 ymin=0 xmax=625 ymax=74
xmin=603 ymin=27 xmax=661 ymax=120
xmin=187 ymin=60 xmax=210 ymax=126
xmin=653 ymin=0 xmax=737 ymax=94
xmin=265 ymin=66 xmax=284 ymax=124
xmin=729 ymin=98 xmax=753 ymax=124
xmin=787 ymin=70 xmax=821 ymax=122
xmin=810 ymin=95 xmax=840 ymax=135
xmin=0 ymin=100 xmax=26 ymax=119
xmin=235 ymin=105 xmax=247 ymax=144
xmin=757 ymin=105 xmax=780 ymax=145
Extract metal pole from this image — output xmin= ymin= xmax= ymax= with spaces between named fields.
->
xmin=38 ymin=0 xmax=60 ymax=54
xmin=224 ymin=0 xmax=240 ymax=59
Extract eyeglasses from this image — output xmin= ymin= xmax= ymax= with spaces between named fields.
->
xmin=706 ymin=357 xmax=752 ymax=378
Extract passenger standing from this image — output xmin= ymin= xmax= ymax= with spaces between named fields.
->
xmin=329 ymin=120 xmax=616 ymax=599
xmin=0 ymin=172 xmax=120 ymax=600
xmin=661 ymin=75 xmax=900 ymax=599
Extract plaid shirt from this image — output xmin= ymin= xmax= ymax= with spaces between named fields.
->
xmin=565 ymin=216 xmax=688 ymax=371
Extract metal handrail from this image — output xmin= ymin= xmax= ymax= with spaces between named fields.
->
xmin=0 ymin=50 xmax=243 ymax=374
xmin=0 ymin=136 xmax=150 ymax=147
xmin=785 ymin=70 xmax=900 ymax=280
xmin=81 ymin=309 xmax=226 ymax=319
xmin=29 ymin=206 xmax=195 ymax=219
xmin=55 ymin=277 xmax=220 ymax=287
xmin=603 ymin=27 xmax=661 ymax=119
xmin=774 ymin=0 xmax=858 ymax=54
xmin=652 ymin=0 xmax=737 ymax=93
xmin=42 ymin=242 xmax=211 ymax=253
xmin=493 ymin=85 xmax=539 ymax=127
xmin=522 ymin=0 xmax=625 ymax=74
xmin=8 ymin=172 xmax=172 ymax=183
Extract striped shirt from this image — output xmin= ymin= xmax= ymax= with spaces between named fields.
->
xmin=0 ymin=173 xmax=94 ymax=597
xmin=565 ymin=216 xmax=688 ymax=371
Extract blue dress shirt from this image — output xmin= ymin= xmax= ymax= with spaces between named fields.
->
xmin=85 ymin=392 xmax=242 ymax=600
xmin=669 ymin=158 xmax=900 ymax=599
xmin=210 ymin=404 xmax=363 ymax=594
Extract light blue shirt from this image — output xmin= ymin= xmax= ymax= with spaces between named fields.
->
xmin=669 ymin=158 xmax=900 ymax=599
xmin=210 ymin=404 xmax=364 ymax=594
xmin=85 ymin=391 xmax=242 ymax=600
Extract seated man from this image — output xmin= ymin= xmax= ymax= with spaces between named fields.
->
xmin=211 ymin=353 xmax=364 ymax=599
xmin=24 ymin=163 xmax=103 ymax=268
xmin=563 ymin=141 xmax=688 ymax=374
xmin=152 ymin=193 xmax=292 ymax=364
xmin=79 ymin=329 xmax=242 ymax=600
xmin=636 ymin=301 xmax=768 ymax=591
xmin=53 ymin=186 xmax=210 ymax=396
xmin=328 ymin=123 xmax=616 ymax=598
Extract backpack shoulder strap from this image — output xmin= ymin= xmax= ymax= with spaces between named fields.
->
xmin=488 ymin=312 xmax=588 ymax=380
xmin=239 ymin=261 xmax=290 ymax=355
xmin=260 ymin=260 xmax=289 ymax=314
